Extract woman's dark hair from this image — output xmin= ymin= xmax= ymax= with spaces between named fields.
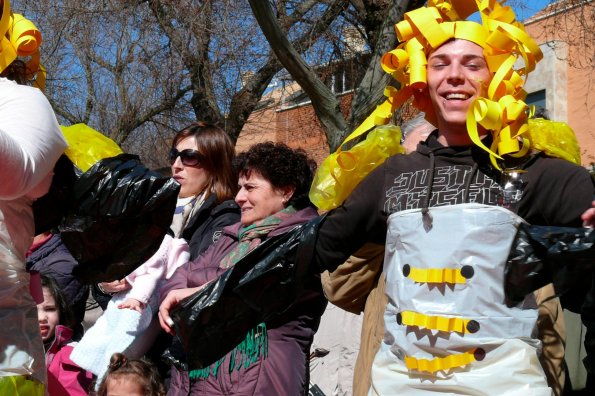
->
xmin=172 ymin=122 xmax=237 ymax=203
xmin=234 ymin=142 xmax=316 ymax=210
xmin=0 ymin=59 xmax=29 ymax=85
xmin=40 ymin=274 xmax=75 ymax=330
xmin=96 ymin=353 xmax=165 ymax=396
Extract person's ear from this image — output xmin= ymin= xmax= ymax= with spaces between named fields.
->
xmin=280 ymin=185 xmax=296 ymax=205
xmin=413 ymin=87 xmax=430 ymax=107
xmin=413 ymin=87 xmax=438 ymax=127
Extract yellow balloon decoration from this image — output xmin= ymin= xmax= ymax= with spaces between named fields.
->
xmin=309 ymin=123 xmax=405 ymax=210
xmin=527 ymin=118 xmax=581 ymax=166
xmin=61 ymin=124 xmax=124 ymax=173
xmin=0 ymin=0 xmax=45 ymax=89
xmin=310 ymin=0 xmax=581 ymax=210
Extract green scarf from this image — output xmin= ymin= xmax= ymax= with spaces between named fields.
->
xmin=189 ymin=206 xmax=296 ymax=380
xmin=219 ymin=206 xmax=296 ymax=269
xmin=189 ymin=323 xmax=269 ymax=380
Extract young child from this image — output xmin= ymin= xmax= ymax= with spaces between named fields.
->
xmin=71 ymin=234 xmax=190 ymax=385
xmin=37 ymin=274 xmax=94 ymax=395
xmin=95 ymin=352 xmax=166 ymax=396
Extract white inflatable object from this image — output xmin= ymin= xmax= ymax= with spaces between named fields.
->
xmin=0 ymin=78 xmax=67 ymax=385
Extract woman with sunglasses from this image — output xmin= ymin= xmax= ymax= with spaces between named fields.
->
xmin=168 ymin=122 xmax=240 ymax=258
xmin=95 ymin=122 xmax=240 ymax=300
xmin=72 ymin=122 xmax=240 ymax=385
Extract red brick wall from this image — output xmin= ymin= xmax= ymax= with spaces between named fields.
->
xmin=237 ymin=93 xmax=353 ymax=165
xmin=525 ymin=2 xmax=595 ymax=165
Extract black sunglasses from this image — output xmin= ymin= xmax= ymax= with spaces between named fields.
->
xmin=169 ymin=148 xmax=203 ymax=167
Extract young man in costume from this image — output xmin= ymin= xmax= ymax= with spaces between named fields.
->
xmin=312 ymin=0 xmax=595 ymax=394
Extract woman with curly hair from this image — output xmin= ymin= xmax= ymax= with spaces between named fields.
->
xmin=158 ymin=142 xmax=327 ymax=395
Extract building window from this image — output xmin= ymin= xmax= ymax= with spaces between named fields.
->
xmin=526 ymin=89 xmax=547 ymax=117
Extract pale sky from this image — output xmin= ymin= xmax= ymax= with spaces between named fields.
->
xmin=515 ymin=0 xmax=554 ymax=21
xmin=468 ymin=0 xmax=554 ymax=22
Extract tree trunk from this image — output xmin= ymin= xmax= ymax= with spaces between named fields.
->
xmin=249 ymin=0 xmax=348 ymax=151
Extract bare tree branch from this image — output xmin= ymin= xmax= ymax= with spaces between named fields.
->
xmin=347 ymin=0 xmax=424 ymax=142
xmin=249 ymin=0 xmax=348 ymax=150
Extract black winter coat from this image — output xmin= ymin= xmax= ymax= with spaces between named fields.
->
xmin=181 ymin=193 xmax=240 ymax=261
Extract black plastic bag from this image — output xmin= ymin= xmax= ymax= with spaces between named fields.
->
xmin=59 ymin=153 xmax=179 ymax=283
xmin=170 ymin=215 xmax=322 ymax=370
xmin=504 ymin=224 xmax=594 ymax=307
xmin=32 ymin=154 xmax=78 ymax=234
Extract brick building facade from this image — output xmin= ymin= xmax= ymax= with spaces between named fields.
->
xmin=524 ymin=0 xmax=595 ymax=166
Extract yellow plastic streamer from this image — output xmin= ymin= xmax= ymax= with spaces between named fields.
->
xmin=406 ymin=267 xmax=468 ymax=284
xmin=0 ymin=0 xmax=45 ymax=89
xmin=405 ymin=349 xmax=479 ymax=373
xmin=401 ymin=310 xmax=474 ymax=333
xmin=0 ymin=375 xmax=45 ymax=396
xmin=467 ymin=93 xmax=532 ymax=168
xmin=61 ymin=124 xmax=124 ymax=173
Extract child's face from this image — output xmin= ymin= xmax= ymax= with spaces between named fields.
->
xmin=37 ymin=287 xmax=60 ymax=343
xmin=105 ymin=377 xmax=145 ymax=396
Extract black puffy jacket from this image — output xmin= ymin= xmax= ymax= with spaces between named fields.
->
xmin=181 ymin=193 xmax=240 ymax=261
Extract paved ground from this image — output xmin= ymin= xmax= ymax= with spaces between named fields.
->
xmin=83 ymin=294 xmax=103 ymax=332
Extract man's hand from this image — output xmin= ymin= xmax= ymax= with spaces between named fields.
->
xmin=158 ymin=287 xmax=201 ymax=335
xmin=117 ymin=298 xmax=145 ymax=313
xmin=582 ymin=200 xmax=595 ymax=228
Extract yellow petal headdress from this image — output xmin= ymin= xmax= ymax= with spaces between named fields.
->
xmin=0 ymin=0 xmax=45 ymax=89
xmin=310 ymin=0 xmax=581 ymax=210
xmin=382 ymin=0 xmax=544 ymax=164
